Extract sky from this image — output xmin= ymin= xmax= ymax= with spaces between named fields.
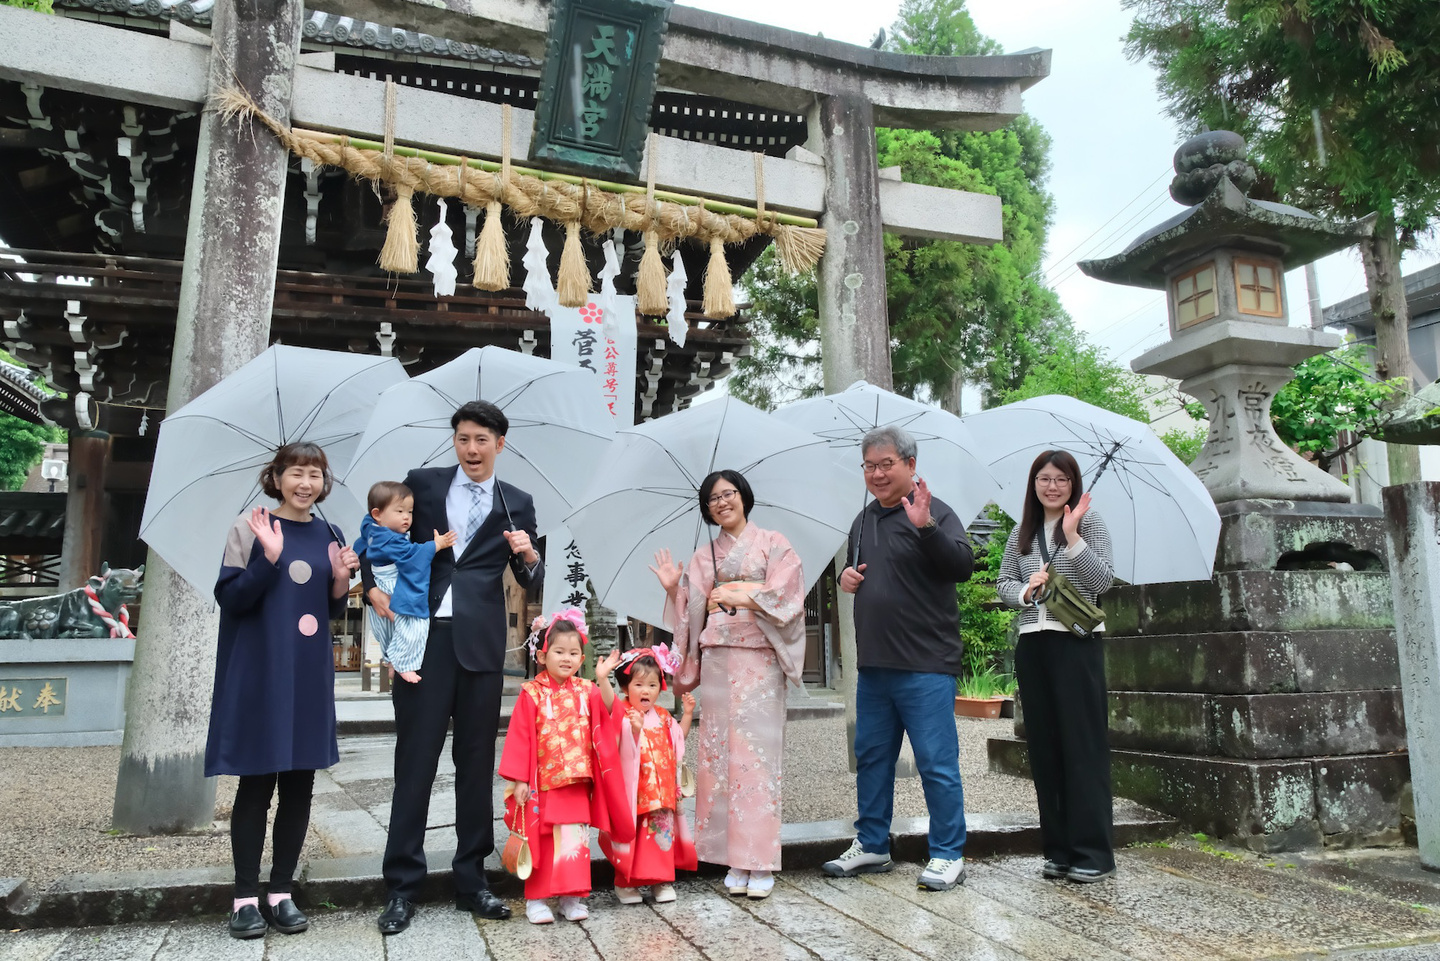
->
xmin=684 ymin=0 xmax=1435 ymax=374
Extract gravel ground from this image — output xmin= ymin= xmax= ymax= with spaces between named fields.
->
xmin=0 ymin=746 xmax=326 ymax=889
xmin=3 ymin=713 xmax=1138 ymax=888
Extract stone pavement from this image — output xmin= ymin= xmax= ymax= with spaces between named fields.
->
xmin=5 ymin=848 xmax=1440 ymax=960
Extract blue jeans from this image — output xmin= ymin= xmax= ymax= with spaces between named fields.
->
xmin=854 ymin=668 xmax=967 ymax=859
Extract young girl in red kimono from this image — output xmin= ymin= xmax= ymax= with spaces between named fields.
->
xmin=599 ymin=644 xmax=698 ymax=904
xmin=498 ymin=609 xmax=630 ymax=925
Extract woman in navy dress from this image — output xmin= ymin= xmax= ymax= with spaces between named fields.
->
xmin=205 ymin=442 xmax=358 ymax=939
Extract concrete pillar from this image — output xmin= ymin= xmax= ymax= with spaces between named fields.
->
xmin=1381 ymin=481 xmax=1440 ymax=867
xmin=810 ymin=91 xmax=908 ymax=774
xmin=113 ymin=0 xmax=303 ymax=835
xmin=57 ymin=430 xmax=110 ymax=591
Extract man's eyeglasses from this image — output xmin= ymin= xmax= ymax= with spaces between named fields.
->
xmin=861 ymin=458 xmax=905 ymax=474
xmin=707 ymin=489 xmax=741 ymax=506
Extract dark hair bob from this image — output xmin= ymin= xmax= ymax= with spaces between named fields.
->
xmin=698 ymin=469 xmax=755 ymax=525
xmin=259 ymin=442 xmax=333 ymax=504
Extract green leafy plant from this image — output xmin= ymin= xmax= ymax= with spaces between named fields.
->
xmin=956 ymin=665 xmax=1014 ymax=699
xmin=958 ymin=506 xmax=1017 ymax=681
xmin=2 ymin=0 xmax=55 ymax=11
xmin=1191 ymin=831 xmax=1243 ymax=862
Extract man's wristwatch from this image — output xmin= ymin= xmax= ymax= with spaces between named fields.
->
xmin=920 ymin=517 xmax=937 ymax=530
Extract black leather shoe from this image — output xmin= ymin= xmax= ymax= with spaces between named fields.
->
xmin=1067 ymin=865 xmax=1117 ymax=883
xmin=263 ymin=897 xmax=310 ymax=934
xmin=228 ymin=904 xmax=267 ymax=940
xmin=457 ymin=889 xmax=512 ymax=920
xmin=1042 ymin=859 xmax=1070 ymax=879
xmin=377 ymin=896 xmax=415 ymax=935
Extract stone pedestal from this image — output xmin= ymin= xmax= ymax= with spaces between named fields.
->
xmin=989 ymin=500 xmax=1409 ymax=850
xmin=1381 ymin=482 xmax=1440 ymax=867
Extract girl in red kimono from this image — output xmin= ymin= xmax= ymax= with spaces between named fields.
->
xmin=599 ymin=644 xmax=698 ymax=904
xmin=498 ymin=609 xmax=630 ymax=924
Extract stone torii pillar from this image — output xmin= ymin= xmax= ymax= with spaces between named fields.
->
xmin=112 ymin=0 xmax=304 ymax=834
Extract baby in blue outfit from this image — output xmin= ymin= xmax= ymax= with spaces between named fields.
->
xmin=353 ymin=481 xmax=456 ymax=682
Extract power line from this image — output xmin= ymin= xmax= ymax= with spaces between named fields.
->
xmin=1041 ymin=168 xmax=1173 ymax=276
xmin=1048 ymin=191 xmax=1176 ymax=289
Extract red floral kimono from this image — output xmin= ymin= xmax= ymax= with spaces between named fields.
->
xmin=599 ymin=702 xmax=697 ymax=887
xmin=498 ymin=674 xmax=632 ymax=899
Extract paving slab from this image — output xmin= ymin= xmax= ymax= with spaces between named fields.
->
xmin=574 ymin=889 xmax=707 ymax=960
xmin=262 ymin=908 xmax=384 ymax=961
xmin=730 ymin=875 xmax=926 ymax=961
xmin=645 ymin=877 xmax=815 ymax=961
xmin=148 ymin=920 xmax=262 ymax=961
xmin=0 ymin=931 xmax=68 ymax=961
xmin=474 ymin=903 xmax=602 ymax=960
xmin=45 ymin=924 xmax=167 ymax=961
xmin=379 ymin=905 xmax=492 ymax=961
xmin=855 ymin=865 xmax=1135 ymax=961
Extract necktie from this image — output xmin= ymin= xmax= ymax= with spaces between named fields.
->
xmin=465 ymin=482 xmax=486 ymax=542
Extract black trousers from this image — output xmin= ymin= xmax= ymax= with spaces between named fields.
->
xmin=231 ymin=769 xmax=315 ymax=897
xmin=384 ymin=619 xmax=505 ymax=899
xmin=1014 ymin=629 xmax=1115 ymax=873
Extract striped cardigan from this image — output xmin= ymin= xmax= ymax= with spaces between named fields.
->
xmin=996 ymin=510 xmax=1114 ymax=633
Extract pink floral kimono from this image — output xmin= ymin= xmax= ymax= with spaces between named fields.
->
xmin=667 ymin=523 xmax=805 ymax=871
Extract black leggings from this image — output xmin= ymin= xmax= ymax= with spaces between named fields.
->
xmin=231 ymin=769 xmax=316 ymax=897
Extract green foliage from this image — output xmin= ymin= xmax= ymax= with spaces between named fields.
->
xmin=1269 ymin=345 xmax=1404 ymax=471
xmin=0 ymin=411 xmax=61 ymax=490
xmin=955 ymin=664 xmax=1015 ymax=699
xmin=2 ymin=0 xmax=54 ymax=11
xmin=730 ymin=0 xmax=1070 ymax=410
xmin=1160 ymin=425 xmax=1208 ymax=465
xmin=1191 ymin=831 xmax=1244 ymax=862
xmin=1000 ymin=329 xmax=1152 ymax=421
xmin=958 ymin=506 xmax=1017 ymax=680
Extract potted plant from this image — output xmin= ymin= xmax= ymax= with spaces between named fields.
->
xmin=954 ymin=666 xmax=1011 ymax=719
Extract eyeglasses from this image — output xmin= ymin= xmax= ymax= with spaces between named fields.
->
xmin=1035 ymin=475 xmax=1072 ymax=488
xmin=707 ymin=489 xmax=740 ymax=506
xmin=861 ymin=458 xmax=906 ymax=474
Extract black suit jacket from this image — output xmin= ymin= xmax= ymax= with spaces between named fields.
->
xmin=362 ymin=466 xmax=543 ymax=673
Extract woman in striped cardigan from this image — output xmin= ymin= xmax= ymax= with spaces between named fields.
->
xmin=997 ymin=449 xmax=1116 ymax=884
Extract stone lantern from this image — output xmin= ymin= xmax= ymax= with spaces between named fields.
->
xmin=1080 ymin=130 xmax=1374 ymax=503
xmin=987 ymin=131 xmax=1409 ymax=851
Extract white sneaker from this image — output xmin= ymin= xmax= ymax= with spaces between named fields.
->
xmin=557 ymin=896 xmax=588 ymax=921
xmin=822 ymin=839 xmax=894 ymax=878
xmin=917 ymin=856 xmax=966 ymax=891
xmin=723 ymin=869 xmax=750 ymax=896
xmin=746 ymin=871 xmax=775 ymax=899
xmin=651 ymin=883 xmax=677 ymax=903
xmin=525 ymin=899 xmax=554 ymax=924
xmin=615 ymin=886 xmax=643 ymax=905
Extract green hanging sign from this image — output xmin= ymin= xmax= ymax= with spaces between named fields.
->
xmin=529 ymin=0 xmax=673 ymax=178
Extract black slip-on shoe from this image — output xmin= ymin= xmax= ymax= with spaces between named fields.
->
xmin=457 ymin=888 xmax=512 ymax=920
xmin=1042 ymin=860 xmax=1070 ymax=879
xmin=228 ymin=904 xmax=267 ymax=940
xmin=377 ymin=896 xmax=416 ymax=935
xmin=263 ymin=897 xmax=310 ymax=934
xmin=1066 ymin=866 xmax=1117 ymax=884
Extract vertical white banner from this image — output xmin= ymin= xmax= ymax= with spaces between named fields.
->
xmin=543 ymin=296 xmax=637 ymax=615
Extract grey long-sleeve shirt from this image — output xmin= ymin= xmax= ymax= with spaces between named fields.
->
xmin=847 ymin=493 xmax=975 ymax=676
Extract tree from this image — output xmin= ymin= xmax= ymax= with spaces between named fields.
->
xmin=1124 ymin=0 xmax=1440 ymax=481
xmin=1000 ymin=329 xmax=1152 ymax=421
xmin=0 ymin=411 xmax=60 ymax=490
xmin=729 ymin=0 xmax=1070 ymax=411
xmin=1268 ymin=345 xmax=1405 ymax=473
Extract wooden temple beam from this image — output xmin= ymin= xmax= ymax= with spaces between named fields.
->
xmin=0 ymin=6 xmax=1004 ymax=245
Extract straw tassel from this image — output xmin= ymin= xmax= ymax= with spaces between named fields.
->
xmin=380 ymin=183 xmax=420 ymax=273
xmin=637 ymin=232 xmax=668 ymax=315
xmin=472 ymin=105 xmax=513 ymax=291
xmin=557 ymin=221 xmax=591 ymax=307
xmin=702 ymin=235 xmax=734 ymax=319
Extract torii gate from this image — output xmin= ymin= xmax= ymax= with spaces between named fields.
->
xmin=0 ymin=1 xmax=1048 ymax=832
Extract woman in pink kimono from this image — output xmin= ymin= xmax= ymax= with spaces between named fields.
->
xmin=650 ymin=468 xmax=805 ymax=900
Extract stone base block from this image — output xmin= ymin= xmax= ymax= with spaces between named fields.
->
xmin=1110 ymin=691 xmax=1212 ymax=754
xmin=987 ymin=736 xmax=1408 ymax=851
xmin=1103 ymin=570 xmax=1393 ymax=637
xmin=1105 ymin=630 xmax=1399 ymax=694
xmin=1214 ymin=691 xmax=1407 ymax=759
xmin=0 ymin=638 xmax=132 ymax=748
xmin=1214 ymin=499 xmax=1386 ymax=572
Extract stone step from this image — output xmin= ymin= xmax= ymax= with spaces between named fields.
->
xmin=0 ymin=809 xmax=1180 ymax=929
xmin=988 ymin=735 xmax=1409 ymax=850
xmin=1104 ymin=629 xmax=1399 ymax=694
xmin=1101 ymin=570 xmax=1394 ymax=637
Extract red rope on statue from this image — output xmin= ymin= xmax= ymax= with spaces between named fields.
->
xmin=85 ymin=582 xmax=134 ymax=638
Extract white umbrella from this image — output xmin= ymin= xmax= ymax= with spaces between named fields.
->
xmin=962 ymin=394 xmax=1220 ymax=585
xmin=139 ymin=345 xmax=408 ymax=594
xmin=773 ymin=380 xmax=1002 ymax=525
xmin=342 ymin=346 xmax=615 ymax=535
xmin=564 ymin=396 xmax=857 ymax=627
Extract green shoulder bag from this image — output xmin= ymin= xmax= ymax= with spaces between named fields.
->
xmin=1033 ymin=534 xmax=1106 ymax=637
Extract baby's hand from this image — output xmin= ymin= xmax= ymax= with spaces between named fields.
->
xmin=435 ymin=529 xmax=458 ymax=550
xmin=681 ymin=692 xmax=696 ymax=716
xmin=627 ymin=708 xmax=643 ymax=734
xmin=399 ymin=670 xmax=421 ymax=684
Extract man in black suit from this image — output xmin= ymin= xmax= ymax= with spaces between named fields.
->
xmin=362 ymin=400 xmax=543 ymax=934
